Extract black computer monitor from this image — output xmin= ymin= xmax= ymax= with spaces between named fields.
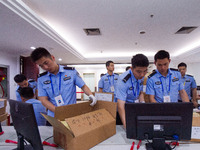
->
xmin=125 ymin=103 xmax=193 ymax=150
xmin=9 ymin=99 xmax=43 ymax=150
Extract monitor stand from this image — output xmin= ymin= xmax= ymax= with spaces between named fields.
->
xmin=13 ymin=133 xmax=34 ymax=150
xmin=145 ymin=138 xmax=171 ymax=150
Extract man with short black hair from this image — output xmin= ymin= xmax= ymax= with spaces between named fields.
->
xmin=116 ymin=54 xmax=149 ymax=128
xmin=30 ymin=47 xmax=97 ymax=117
xmin=178 ymin=62 xmax=197 ymax=107
xmin=14 ymin=74 xmax=37 ymax=101
xmin=146 ymin=50 xmax=189 ymax=103
xmin=125 ymin=66 xmax=131 ymax=71
xmin=19 ymin=87 xmax=46 ymax=126
xmin=98 ymin=60 xmax=119 ymax=102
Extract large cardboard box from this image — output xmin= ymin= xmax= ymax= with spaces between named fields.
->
xmin=191 ymin=112 xmax=200 ymax=142
xmin=42 ymin=101 xmax=116 ymax=150
xmin=0 ymin=99 xmax=7 ymax=115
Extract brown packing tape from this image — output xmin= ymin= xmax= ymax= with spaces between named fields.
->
xmin=41 ymin=113 xmax=74 ymax=137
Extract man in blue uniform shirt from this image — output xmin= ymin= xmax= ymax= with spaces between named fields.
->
xmin=98 ymin=60 xmax=119 ymax=102
xmin=14 ymin=74 xmax=37 ymax=101
xmin=19 ymin=87 xmax=46 ymax=126
xmin=116 ymin=54 xmax=149 ymax=128
xmin=178 ymin=62 xmax=198 ymax=107
xmin=146 ymin=50 xmax=189 ymax=103
xmin=30 ymin=47 xmax=97 ymax=117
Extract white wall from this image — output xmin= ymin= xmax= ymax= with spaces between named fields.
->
xmin=0 ymin=51 xmax=20 ymax=100
xmin=68 ymin=64 xmax=131 ymax=90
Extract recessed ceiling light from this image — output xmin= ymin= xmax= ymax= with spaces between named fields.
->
xmin=139 ymin=31 xmax=146 ymax=34
xmin=84 ymin=28 xmax=101 ymax=35
xmin=58 ymin=58 xmax=62 ymax=61
xmin=30 ymin=46 xmax=36 ymax=50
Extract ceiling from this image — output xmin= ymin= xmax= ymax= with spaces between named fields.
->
xmin=1 ymin=0 xmax=200 ymax=64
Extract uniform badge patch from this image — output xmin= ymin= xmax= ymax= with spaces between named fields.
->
xmin=186 ymin=79 xmax=190 ymax=82
xmin=43 ymin=80 xmax=51 ymax=84
xmin=155 ymin=81 xmax=161 ymax=85
xmin=64 ymin=76 xmax=71 ymax=81
xmin=172 ymin=78 xmax=179 ymax=82
xmin=129 ymin=87 xmax=133 ymax=90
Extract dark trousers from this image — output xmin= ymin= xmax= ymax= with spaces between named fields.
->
xmin=116 ymin=111 xmax=123 ymax=125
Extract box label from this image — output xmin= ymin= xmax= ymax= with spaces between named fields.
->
xmin=95 ymin=93 xmax=113 ymax=102
xmin=0 ymin=101 xmax=4 ymax=109
xmin=192 ymin=127 xmax=200 ymax=139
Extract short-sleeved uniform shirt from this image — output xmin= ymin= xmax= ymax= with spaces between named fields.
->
xmin=116 ymin=70 xmax=143 ymax=103
xmin=37 ymin=65 xmax=85 ymax=117
xmin=146 ymin=69 xmax=184 ymax=103
xmin=98 ymin=73 xmax=119 ymax=102
xmin=178 ymin=74 xmax=197 ymax=101
xmin=26 ymin=99 xmax=46 ymax=126
xmin=16 ymin=79 xmax=37 ymax=101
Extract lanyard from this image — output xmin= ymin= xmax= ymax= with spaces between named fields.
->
xmin=50 ymin=73 xmax=61 ymax=96
xmin=108 ymin=74 xmax=114 ymax=86
xmin=183 ymin=77 xmax=186 ymax=86
xmin=130 ymin=70 xmax=140 ymax=97
xmin=159 ymin=74 xmax=171 ymax=95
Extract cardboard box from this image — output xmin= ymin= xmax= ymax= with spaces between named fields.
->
xmin=0 ymin=113 xmax=7 ymax=122
xmin=42 ymin=101 xmax=116 ymax=150
xmin=191 ymin=112 xmax=200 ymax=142
xmin=0 ymin=99 xmax=7 ymax=115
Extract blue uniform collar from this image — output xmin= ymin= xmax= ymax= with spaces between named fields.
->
xmin=106 ymin=72 xmax=114 ymax=76
xmin=156 ymin=69 xmax=172 ymax=78
xmin=130 ymin=70 xmax=139 ymax=83
xmin=181 ymin=75 xmax=186 ymax=79
xmin=46 ymin=65 xmax=65 ymax=76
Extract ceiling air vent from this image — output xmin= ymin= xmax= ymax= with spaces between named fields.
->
xmin=84 ymin=28 xmax=101 ymax=35
xmin=175 ymin=26 xmax=198 ymax=34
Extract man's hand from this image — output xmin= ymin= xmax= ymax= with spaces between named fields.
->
xmin=89 ymin=95 xmax=97 ymax=106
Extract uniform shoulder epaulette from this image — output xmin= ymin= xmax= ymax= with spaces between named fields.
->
xmin=114 ymin=73 xmax=119 ymax=75
xmin=170 ymin=68 xmax=178 ymax=71
xmin=186 ymin=74 xmax=193 ymax=77
xmin=64 ymin=66 xmax=75 ymax=70
xmin=38 ymin=71 xmax=48 ymax=78
xmin=123 ymin=74 xmax=131 ymax=83
xmin=148 ymin=71 xmax=156 ymax=78
xmin=29 ymin=79 xmax=35 ymax=82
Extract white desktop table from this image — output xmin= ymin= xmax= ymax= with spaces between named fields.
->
xmin=0 ymin=125 xmax=200 ymax=150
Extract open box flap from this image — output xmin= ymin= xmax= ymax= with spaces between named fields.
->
xmin=55 ymin=102 xmax=93 ymax=120
xmin=41 ymin=113 xmax=74 ymax=137
xmin=65 ymin=109 xmax=115 ymax=137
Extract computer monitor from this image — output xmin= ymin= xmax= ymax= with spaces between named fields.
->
xmin=125 ymin=103 xmax=193 ymax=150
xmin=9 ymin=99 xmax=43 ymax=150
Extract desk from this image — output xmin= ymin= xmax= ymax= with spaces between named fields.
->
xmin=0 ymin=126 xmax=200 ymax=150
